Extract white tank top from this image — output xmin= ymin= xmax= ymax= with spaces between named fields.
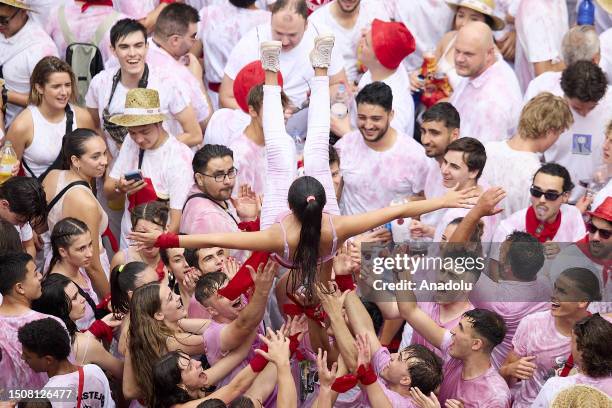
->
xmin=23 ymin=104 xmax=76 ymax=178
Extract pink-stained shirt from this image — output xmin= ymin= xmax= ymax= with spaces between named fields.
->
xmin=309 ymin=0 xmax=390 ymax=82
xmin=410 ymin=302 xmax=474 ymax=359
xmin=514 ymin=0 xmax=568 ymax=92
xmin=146 ymin=40 xmax=211 ymax=124
xmin=0 ymin=18 xmax=58 ymax=127
xmin=450 ymin=57 xmax=522 ymax=144
xmin=0 ymin=311 xmax=65 ymax=390
xmin=532 ymin=373 xmax=612 ymax=407
xmin=335 ymin=130 xmax=429 ymax=215
xmin=438 ymin=331 xmax=512 ymax=407
xmin=113 ymin=0 xmax=157 ymax=20
xmin=188 ymin=296 xmax=210 ymax=319
xmin=109 ymin=135 xmax=194 ymax=248
xmin=199 ymin=2 xmax=270 ymax=86
xmin=421 ymin=159 xmax=447 ymax=227
xmin=204 ymin=108 xmax=251 ymax=147
xmin=511 ymin=310 xmax=572 ymax=408
xmin=45 ymin=3 xmax=126 ymax=65
xmin=469 ymin=273 xmax=551 ymax=369
xmin=229 ymin=134 xmax=266 ymax=196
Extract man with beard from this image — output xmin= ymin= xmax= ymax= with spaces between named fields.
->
xmin=490 ymin=163 xmax=586 ymax=261
xmin=308 ymin=0 xmax=389 ymax=84
xmin=548 ymin=197 xmax=612 ymax=313
xmin=334 ymin=81 xmax=428 ymax=215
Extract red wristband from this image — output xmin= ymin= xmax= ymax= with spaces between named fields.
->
xmin=238 ymin=217 xmax=260 ymax=232
xmin=331 ymin=374 xmax=358 ymax=393
xmin=87 ymin=319 xmax=113 ymax=343
xmin=335 ymin=274 xmax=355 ymax=292
xmin=249 ymin=344 xmax=269 ymax=372
xmin=154 ymin=232 xmax=180 ymax=248
xmin=218 ymin=251 xmax=269 ymax=300
xmin=357 ymin=364 xmax=377 ymax=385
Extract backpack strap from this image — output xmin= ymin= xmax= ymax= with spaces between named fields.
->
xmin=58 ymin=5 xmax=76 ymax=45
xmin=65 ymin=104 xmax=74 ymax=135
xmin=181 ymin=192 xmax=239 ymax=226
xmin=47 ymin=180 xmax=90 ymax=213
xmin=36 ymin=105 xmax=75 ymax=183
xmin=21 ymin=159 xmax=36 ymax=178
xmin=92 ymin=10 xmax=119 ymax=47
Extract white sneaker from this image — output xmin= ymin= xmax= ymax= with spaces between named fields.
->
xmin=260 ymin=41 xmax=282 ymax=72
xmin=310 ymin=34 xmax=335 ymax=68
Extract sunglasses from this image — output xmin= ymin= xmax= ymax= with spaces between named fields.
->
xmin=586 ymin=222 xmax=612 ymax=239
xmin=530 ymin=186 xmax=564 ymax=201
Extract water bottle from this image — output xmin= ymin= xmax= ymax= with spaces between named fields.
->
xmin=389 ymin=197 xmax=412 ymax=243
xmin=0 ymin=141 xmax=18 ymax=184
xmin=331 ymin=84 xmax=348 ymax=119
xmin=577 ymin=0 xmax=595 ymax=25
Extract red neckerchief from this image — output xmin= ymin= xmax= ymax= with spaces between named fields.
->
xmin=156 ymin=259 xmax=165 ymax=282
xmin=81 ymin=0 xmax=113 ymax=12
xmin=525 ymin=206 xmax=562 ymax=243
xmin=576 ymin=235 xmax=611 ymax=287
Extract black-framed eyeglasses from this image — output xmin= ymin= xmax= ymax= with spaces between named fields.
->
xmin=586 ymin=222 xmax=612 ymax=239
xmin=530 ymin=186 xmax=564 ymax=201
xmin=200 ymin=167 xmax=238 ymax=183
xmin=0 ymin=9 xmax=20 ymax=26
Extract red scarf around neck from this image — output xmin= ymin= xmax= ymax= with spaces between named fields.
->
xmin=81 ymin=0 xmax=114 ymax=13
xmin=525 ymin=206 xmax=562 ymax=243
xmin=576 ymin=235 xmax=611 ymax=287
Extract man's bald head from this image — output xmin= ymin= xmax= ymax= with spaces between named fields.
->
xmin=454 ymin=21 xmax=496 ymax=79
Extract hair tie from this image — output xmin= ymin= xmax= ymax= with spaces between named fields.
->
xmin=118 ymin=264 xmax=125 ymax=273
xmin=306 ymin=195 xmax=316 ymax=203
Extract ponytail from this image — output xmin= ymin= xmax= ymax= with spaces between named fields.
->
xmin=110 ymin=261 xmax=149 ymax=319
xmin=44 ymin=129 xmax=102 ymax=177
xmin=287 ymin=176 xmax=326 ymax=299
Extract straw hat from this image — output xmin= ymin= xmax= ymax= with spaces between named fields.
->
xmin=109 ymin=88 xmax=166 ymax=128
xmin=446 ymin=0 xmax=505 ymax=31
xmin=551 ymin=385 xmax=612 ymax=408
xmin=596 ymin=0 xmax=612 ymax=14
xmin=0 ymin=0 xmax=32 ymax=10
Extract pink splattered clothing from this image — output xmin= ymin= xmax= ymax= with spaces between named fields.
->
xmin=450 ymin=57 xmax=522 ymax=144
xmin=146 ymin=40 xmax=210 ymax=124
xmin=199 ymin=3 xmax=270 ymax=86
xmin=45 ymin=4 xmax=126 ymax=65
xmin=421 ymin=159 xmax=447 ymax=227
xmin=438 ymin=331 xmax=512 ymax=407
xmin=514 ymin=0 xmax=568 ymax=92
xmin=410 ymin=302 xmax=474 ymax=359
xmin=335 ymin=130 xmax=429 ymax=215
xmin=188 ymin=296 xmax=210 ymax=319
xmin=113 ymin=0 xmax=157 ymax=20
xmin=469 ymin=273 xmax=551 ymax=369
xmin=204 ymin=108 xmax=251 ymax=147
xmin=511 ymin=310 xmax=574 ymax=408
xmin=0 ymin=311 xmax=65 ymax=390
xmin=532 ymin=373 xmax=612 ymax=407
xmin=229 ymin=134 xmax=266 ymax=196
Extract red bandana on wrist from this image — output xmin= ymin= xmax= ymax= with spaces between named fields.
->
xmin=81 ymin=0 xmax=113 ymax=13
xmin=576 ymin=235 xmax=611 ymax=287
xmin=525 ymin=206 xmax=562 ymax=243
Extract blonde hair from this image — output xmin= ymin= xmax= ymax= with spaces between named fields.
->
xmin=519 ymin=92 xmax=574 ymax=139
xmin=28 ymin=56 xmax=78 ymax=106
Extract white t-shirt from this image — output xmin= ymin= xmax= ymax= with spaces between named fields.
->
xmin=421 ymin=158 xmax=447 ymax=227
xmin=335 ymin=130 xmax=429 ymax=215
xmin=532 ymin=374 xmax=612 ymax=408
xmin=86 ymin=65 xmax=191 ymax=159
xmin=489 ymin=205 xmax=587 ymax=260
xmin=543 ymin=88 xmax=612 ymax=202
xmin=17 ymin=223 xmax=33 ymax=242
xmin=482 ymin=140 xmax=543 ymax=219
xmin=224 ymin=22 xmax=344 ymax=109
xmin=523 ymin=71 xmax=563 ymax=104
xmin=204 ymin=108 xmax=251 ymax=147
xmin=383 ymin=0 xmax=454 ymax=72
xmin=229 ymin=134 xmax=266 ymax=196
xmin=113 ymin=0 xmax=157 ymax=19
xmin=357 ymin=68 xmax=415 ymax=138
xmin=0 ymin=18 xmax=58 ymax=127
xmin=309 ymin=0 xmax=389 ymax=83
xmin=45 ymin=364 xmax=114 ymax=408
xmin=110 ymin=135 xmax=194 ymax=248
xmin=450 ymin=57 xmax=522 ymax=144
xmin=514 ymin=0 xmax=568 ymax=92
xmin=28 ymin=0 xmax=67 ymax=27
xmin=600 ymin=28 xmax=612 ymax=88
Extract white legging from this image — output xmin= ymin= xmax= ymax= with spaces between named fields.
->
xmin=260 ymin=76 xmax=340 ymax=230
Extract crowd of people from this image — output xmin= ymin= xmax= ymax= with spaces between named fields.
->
xmin=0 ymin=0 xmax=611 ymax=407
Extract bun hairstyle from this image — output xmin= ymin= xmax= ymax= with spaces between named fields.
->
xmin=109 ymin=261 xmax=150 ymax=319
xmin=287 ymin=176 xmax=326 ymax=299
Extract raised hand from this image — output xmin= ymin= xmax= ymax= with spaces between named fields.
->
xmin=255 ymin=328 xmax=290 ymax=366
xmin=249 ymin=259 xmax=278 ymax=295
xmin=232 ymin=184 xmax=260 ymax=221
xmin=410 ymin=387 xmax=441 ymax=408
xmin=333 ymin=242 xmax=358 ymax=277
xmin=127 ymin=229 xmax=162 ymax=250
xmin=222 ymin=257 xmax=240 ymax=279
xmin=281 ymin=314 xmax=308 ymax=340
xmin=355 ymin=333 xmax=371 ymax=367
xmin=473 ymin=187 xmax=506 ymax=217
xmin=316 ymin=348 xmax=338 ymax=388
xmin=316 ymin=281 xmax=349 ymax=319
xmin=442 ymin=184 xmax=479 ymax=209
xmin=445 ymin=399 xmax=464 ymax=408
xmin=183 ymin=267 xmax=203 ymax=296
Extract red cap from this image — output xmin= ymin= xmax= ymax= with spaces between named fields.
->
xmin=588 ymin=196 xmax=612 ymax=222
xmin=371 ymin=19 xmax=416 ymax=70
xmin=233 ymin=61 xmax=284 ymax=114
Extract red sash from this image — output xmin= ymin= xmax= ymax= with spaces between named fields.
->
xmin=576 ymin=235 xmax=611 ymax=288
xmin=525 ymin=206 xmax=562 ymax=242
xmin=81 ymin=0 xmax=113 ymax=12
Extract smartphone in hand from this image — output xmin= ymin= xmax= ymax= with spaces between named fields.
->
xmin=124 ymin=170 xmax=143 ymax=183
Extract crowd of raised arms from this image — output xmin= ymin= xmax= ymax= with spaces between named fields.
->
xmin=0 ymin=0 xmax=611 ymax=407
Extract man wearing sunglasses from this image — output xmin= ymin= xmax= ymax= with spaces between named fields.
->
xmin=548 ymin=197 xmax=612 ymax=313
xmin=490 ymin=163 xmax=586 ymax=261
xmin=0 ymin=0 xmax=58 ymax=128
